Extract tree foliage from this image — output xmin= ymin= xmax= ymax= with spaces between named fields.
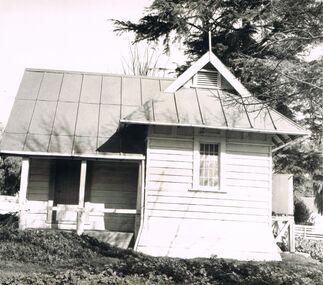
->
xmin=113 ymin=0 xmax=322 ymax=62
xmin=294 ymin=198 xmax=311 ymax=224
xmin=112 ymin=0 xmax=323 ymax=212
xmin=0 ymin=126 xmax=21 ymax=196
xmin=0 ymin=156 xmax=21 ymax=196
xmin=112 ymin=0 xmax=322 ymax=113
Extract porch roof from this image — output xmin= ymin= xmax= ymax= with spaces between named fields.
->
xmin=121 ymin=88 xmax=309 ymax=147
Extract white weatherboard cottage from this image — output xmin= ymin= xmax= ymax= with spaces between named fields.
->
xmin=0 ymin=51 xmax=309 ymax=261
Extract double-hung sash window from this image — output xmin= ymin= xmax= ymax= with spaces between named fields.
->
xmin=199 ymin=143 xmax=219 ymax=188
xmin=194 ymin=139 xmax=223 ymax=191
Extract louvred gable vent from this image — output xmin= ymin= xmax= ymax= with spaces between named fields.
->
xmin=194 ymin=69 xmax=220 ymax=88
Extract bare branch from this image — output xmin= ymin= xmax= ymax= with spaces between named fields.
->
xmin=280 ymin=73 xmax=323 ymax=91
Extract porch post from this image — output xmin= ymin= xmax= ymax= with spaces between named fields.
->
xmin=77 ymin=160 xmax=87 ymax=235
xmin=134 ymin=159 xmax=145 ymax=249
xmin=19 ymin=158 xmax=30 ymax=230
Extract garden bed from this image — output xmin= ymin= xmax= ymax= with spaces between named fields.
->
xmin=0 ymin=215 xmax=322 ymax=284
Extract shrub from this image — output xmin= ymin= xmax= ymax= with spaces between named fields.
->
xmin=294 ymin=198 xmax=311 ymax=224
xmin=0 ymin=156 xmax=21 ymax=195
xmin=0 ymin=225 xmax=134 ymax=267
xmin=0 ymin=213 xmax=18 ymax=228
xmin=296 ymin=237 xmax=323 ymax=262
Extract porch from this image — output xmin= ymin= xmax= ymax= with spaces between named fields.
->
xmin=18 ymin=156 xmax=145 ymax=248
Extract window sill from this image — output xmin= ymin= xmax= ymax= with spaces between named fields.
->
xmin=188 ymin=188 xmax=227 ymax=194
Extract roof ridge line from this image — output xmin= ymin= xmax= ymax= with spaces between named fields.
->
xmin=25 ymin=68 xmax=176 ymax=81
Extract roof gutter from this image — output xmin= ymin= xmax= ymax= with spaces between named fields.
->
xmin=0 ymin=150 xmax=145 ymax=161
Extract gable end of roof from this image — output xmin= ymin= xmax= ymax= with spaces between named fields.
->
xmin=165 ymin=51 xmax=252 ymax=98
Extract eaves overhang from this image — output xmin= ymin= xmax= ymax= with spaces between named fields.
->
xmin=119 ymin=118 xmax=310 ymax=137
xmin=0 ymin=149 xmax=145 ymax=161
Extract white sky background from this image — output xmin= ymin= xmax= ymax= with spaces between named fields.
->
xmin=0 ymin=0 xmax=185 ymax=126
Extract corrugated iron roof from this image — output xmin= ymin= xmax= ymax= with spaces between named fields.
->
xmin=0 ymin=67 xmax=309 ymax=157
xmin=0 ymin=69 xmax=173 ymax=156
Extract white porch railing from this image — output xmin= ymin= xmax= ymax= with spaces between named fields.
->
xmin=0 ymin=195 xmax=19 ymax=214
xmin=295 ymin=225 xmax=323 ymax=240
xmin=272 ymin=215 xmax=295 ymax=252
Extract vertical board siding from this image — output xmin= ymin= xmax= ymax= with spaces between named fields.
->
xmin=25 ymin=159 xmax=139 ymax=233
xmin=86 ymin=161 xmax=138 ymax=232
xmin=26 ymin=158 xmax=51 ymax=229
xmin=27 ymin=158 xmax=51 ymax=201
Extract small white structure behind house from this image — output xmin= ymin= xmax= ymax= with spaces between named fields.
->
xmin=272 ymin=174 xmax=294 ymax=215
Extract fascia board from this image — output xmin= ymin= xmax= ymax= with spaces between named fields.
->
xmin=165 ymin=51 xmax=253 ymax=99
xmin=209 ymin=53 xmax=252 ymax=98
xmin=119 ymin=119 xmax=310 ymax=136
xmin=0 ymin=150 xmax=145 ymax=161
xmin=165 ymin=52 xmax=210 ymax=93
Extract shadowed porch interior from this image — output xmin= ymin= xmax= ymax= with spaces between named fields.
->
xmin=23 ymin=157 xmax=142 ymax=248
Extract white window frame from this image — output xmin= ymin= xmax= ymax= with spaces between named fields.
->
xmin=193 ymin=137 xmax=225 ymax=191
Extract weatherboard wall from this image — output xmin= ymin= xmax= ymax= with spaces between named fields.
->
xmin=136 ymin=126 xmax=279 ymax=260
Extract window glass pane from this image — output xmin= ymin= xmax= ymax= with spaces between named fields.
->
xmin=199 ymin=143 xmax=219 ymax=188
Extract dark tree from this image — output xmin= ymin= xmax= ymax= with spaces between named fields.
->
xmin=113 ymin=1 xmax=322 ymax=62
xmin=112 ymin=0 xmax=323 ymax=212
xmin=294 ymin=198 xmax=311 ymax=224
xmin=0 ymin=125 xmax=21 ymax=196
xmin=113 ymin=0 xmax=323 ymax=213
xmin=112 ymin=0 xmax=322 ymax=117
xmin=0 ymin=156 xmax=21 ymax=196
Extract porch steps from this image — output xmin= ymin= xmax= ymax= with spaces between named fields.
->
xmin=84 ymin=230 xmax=133 ymax=249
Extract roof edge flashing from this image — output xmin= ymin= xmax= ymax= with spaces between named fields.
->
xmin=24 ymin=68 xmax=175 ymax=81
xmin=119 ymin=119 xmax=310 ymax=137
xmin=165 ymin=52 xmax=210 ymax=93
xmin=0 ymin=150 xmax=145 ymax=160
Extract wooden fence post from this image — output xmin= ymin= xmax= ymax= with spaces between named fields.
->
xmin=289 ymin=219 xmax=295 ymax=252
xmin=46 ymin=200 xmax=54 ymax=224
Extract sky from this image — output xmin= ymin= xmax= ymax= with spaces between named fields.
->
xmin=0 ymin=1 xmax=321 ymax=127
xmin=0 ymin=0 xmax=185 ymax=126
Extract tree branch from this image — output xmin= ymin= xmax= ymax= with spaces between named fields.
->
xmin=280 ymin=73 xmax=323 ymax=91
